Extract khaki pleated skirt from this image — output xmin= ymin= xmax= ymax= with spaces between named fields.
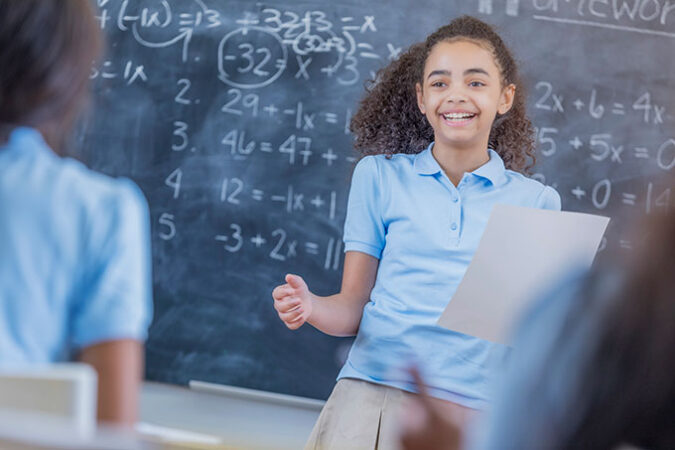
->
xmin=305 ymin=378 xmax=477 ymax=450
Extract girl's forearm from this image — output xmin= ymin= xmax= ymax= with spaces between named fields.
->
xmin=307 ymin=292 xmax=367 ymax=337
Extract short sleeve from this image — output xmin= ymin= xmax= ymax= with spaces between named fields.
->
xmin=535 ymin=185 xmax=562 ymax=211
xmin=70 ymin=179 xmax=153 ymax=349
xmin=342 ymin=156 xmax=386 ymax=259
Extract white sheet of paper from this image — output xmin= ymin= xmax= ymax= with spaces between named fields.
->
xmin=437 ymin=204 xmax=609 ymax=345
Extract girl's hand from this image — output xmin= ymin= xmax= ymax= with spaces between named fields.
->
xmin=399 ymin=366 xmax=462 ymax=450
xmin=272 ymin=274 xmax=313 ymax=330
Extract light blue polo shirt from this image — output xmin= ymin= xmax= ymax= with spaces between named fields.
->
xmin=0 ymin=127 xmax=152 ymax=365
xmin=338 ymin=143 xmax=561 ymax=409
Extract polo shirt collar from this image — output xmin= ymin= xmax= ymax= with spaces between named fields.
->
xmin=413 ymin=142 xmax=441 ymax=176
xmin=0 ymin=126 xmax=48 ymax=159
xmin=414 ymin=142 xmax=507 ymax=186
xmin=9 ymin=127 xmax=43 ymax=146
xmin=472 ymin=149 xmax=507 ymax=187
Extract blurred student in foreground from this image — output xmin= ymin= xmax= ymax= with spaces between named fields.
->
xmin=400 ymin=204 xmax=675 ymax=450
xmin=0 ymin=0 xmax=152 ymax=426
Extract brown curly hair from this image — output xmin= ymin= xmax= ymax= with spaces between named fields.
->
xmin=350 ymin=15 xmax=536 ymax=173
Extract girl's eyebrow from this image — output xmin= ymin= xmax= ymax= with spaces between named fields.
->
xmin=427 ymin=68 xmax=491 ymax=79
xmin=464 ymin=68 xmax=490 ymax=77
xmin=427 ymin=69 xmax=451 ymax=79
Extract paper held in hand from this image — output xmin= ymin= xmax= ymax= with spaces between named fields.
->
xmin=437 ymin=204 xmax=610 ymax=345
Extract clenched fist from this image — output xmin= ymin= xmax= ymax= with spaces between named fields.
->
xmin=272 ymin=274 xmax=313 ymax=330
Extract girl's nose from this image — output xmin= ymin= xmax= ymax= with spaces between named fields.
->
xmin=445 ymin=90 xmax=468 ymax=103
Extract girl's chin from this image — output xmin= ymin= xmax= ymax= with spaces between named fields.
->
xmin=433 ymin=136 xmax=487 ymax=151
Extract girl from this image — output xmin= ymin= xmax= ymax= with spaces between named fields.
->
xmin=273 ymin=15 xmax=560 ymax=449
xmin=0 ymin=1 xmax=152 ymax=426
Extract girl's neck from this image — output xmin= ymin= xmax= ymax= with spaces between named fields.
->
xmin=431 ymin=141 xmax=490 ymax=186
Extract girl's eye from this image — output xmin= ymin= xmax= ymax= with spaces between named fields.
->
xmin=469 ymin=81 xmax=485 ymax=87
xmin=431 ymin=81 xmax=446 ymax=88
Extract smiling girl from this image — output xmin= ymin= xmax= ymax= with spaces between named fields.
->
xmin=272 ymin=16 xmax=561 ymax=449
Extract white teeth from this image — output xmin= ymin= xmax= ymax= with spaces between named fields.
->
xmin=443 ymin=113 xmax=474 ymax=120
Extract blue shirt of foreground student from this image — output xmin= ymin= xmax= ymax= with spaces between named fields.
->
xmin=468 ymin=270 xmax=590 ymax=449
xmin=0 ymin=127 xmax=152 ymax=364
xmin=339 ymin=143 xmax=561 ymax=409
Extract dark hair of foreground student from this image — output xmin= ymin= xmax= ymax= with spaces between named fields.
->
xmin=0 ymin=0 xmax=101 ymax=152
xmin=553 ymin=207 xmax=675 ymax=449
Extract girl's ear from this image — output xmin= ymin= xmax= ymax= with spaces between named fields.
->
xmin=416 ymin=83 xmax=426 ymax=114
xmin=498 ymin=83 xmax=516 ymax=115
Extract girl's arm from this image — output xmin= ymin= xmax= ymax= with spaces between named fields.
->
xmin=272 ymin=251 xmax=378 ymax=337
xmin=78 ymin=339 xmax=143 ymax=426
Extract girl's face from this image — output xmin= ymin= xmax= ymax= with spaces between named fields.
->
xmin=416 ymin=40 xmax=515 ymax=154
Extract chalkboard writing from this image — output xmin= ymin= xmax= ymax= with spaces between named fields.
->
xmin=79 ymin=0 xmax=674 ymax=400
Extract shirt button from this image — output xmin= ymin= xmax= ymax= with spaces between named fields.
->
xmin=452 ymin=197 xmax=459 ymax=203
xmin=450 ymin=223 xmax=458 ymax=231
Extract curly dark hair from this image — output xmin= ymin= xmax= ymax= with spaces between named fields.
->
xmin=350 ymin=15 xmax=536 ymax=173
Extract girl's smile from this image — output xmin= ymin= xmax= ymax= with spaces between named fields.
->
xmin=440 ymin=109 xmax=478 ymax=126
